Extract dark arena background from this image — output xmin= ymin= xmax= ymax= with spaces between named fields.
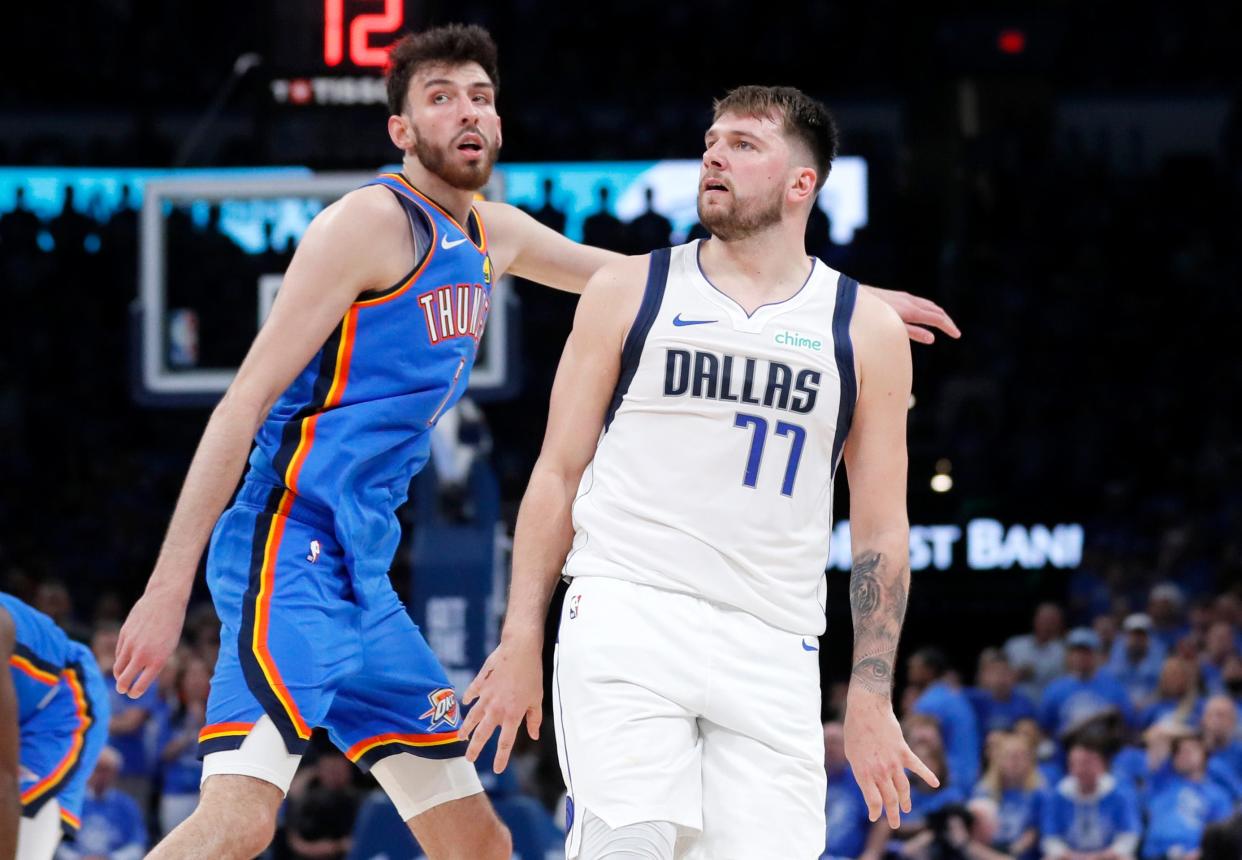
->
xmin=3 ymin=2 xmax=1241 ymax=858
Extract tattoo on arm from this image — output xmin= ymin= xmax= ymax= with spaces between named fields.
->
xmin=849 ymin=550 xmax=911 ymax=697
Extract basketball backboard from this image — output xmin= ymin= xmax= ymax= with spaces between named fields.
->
xmin=134 ymin=171 xmax=515 ymax=406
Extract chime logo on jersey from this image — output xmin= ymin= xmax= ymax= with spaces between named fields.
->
xmin=420 ymin=688 xmax=460 ymax=730
xmin=417 ymin=282 xmax=491 ymax=346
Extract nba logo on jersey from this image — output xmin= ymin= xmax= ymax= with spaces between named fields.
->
xmin=420 ymin=688 xmax=460 ymax=730
xmin=568 ymin=594 xmax=582 ymax=619
xmin=306 ymin=540 xmax=321 ymax=564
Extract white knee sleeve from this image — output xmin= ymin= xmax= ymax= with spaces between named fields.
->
xmin=17 ymin=799 xmax=62 ymax=860
xmin=578 ymin=808 xmax=677 ymax=860
xmin=201 ymin=714 xmax=302 ymax=794
xmin=370 ymin=753 xmax=483 ymax=821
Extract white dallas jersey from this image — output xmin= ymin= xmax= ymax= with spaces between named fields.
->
xmin=566 ymin=240 xmax=859 ymax=636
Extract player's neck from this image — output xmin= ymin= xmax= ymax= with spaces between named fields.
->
xmin=401 ymin=156 xmax=476 ymax=226
xmin=699 ymin=228 xmax=812 ymax=303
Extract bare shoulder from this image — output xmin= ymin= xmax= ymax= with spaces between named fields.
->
xmin=314 ymin=184 xmax=406 ymax=237
xmin=582 ymin=253 xmax=650 ymax=311
xmin=589 ymin=252 xmax=651 ymax=287
xmin=289 ymin=184 xmax=413 ymax=293
xmin=574 ymin=253 xmax=651 ymax=344
xmin=850 ymin=286 xmax=911 ymax=392
xmin=851 ymin=286 xmax=908 ymax=351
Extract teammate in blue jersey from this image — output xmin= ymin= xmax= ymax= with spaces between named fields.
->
xmin=0 ymin=593 xmax=110 ymax=860
xmin=111 ymin=24 xmax=957 ymax=860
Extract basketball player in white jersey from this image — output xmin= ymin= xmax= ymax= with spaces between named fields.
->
xmin=461 ymin=85 xmax=937 ymax=858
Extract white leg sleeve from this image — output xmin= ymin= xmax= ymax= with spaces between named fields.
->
xmin=17 ymin=799 xmax=62 ymax=860
xmin=370 ymin=753 xmax=483 ymax=822
xmin=200 ymin=714 xmax=302 ymax=795
xmin=578 ymin=808 xmax=677 ymax=860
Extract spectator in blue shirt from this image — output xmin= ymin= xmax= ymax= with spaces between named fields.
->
xmin=1148 ymin=584 xmax=1191 ymax=655
xmin=911 ymin=648 xmax=982 ymax=791
xmin=1012 ymin=717 xmax=1064 ymax=788
xmin=1004 ymin=603 xmax=1068 ymax=700
xmin=1108 ymin=614 xmax=1166 ymax=713
xmin=1040 ymin=628 xmax=1133 ymax=738
xmin=92 ymin=625 xmax=159 ymax=811
xmin=1200 ymin=695 xmax=1242 ymax=802
xmin=1041 ymin=738 xmax=1141 ymax=859
xmin=1141 ymin=657 xmax=1205 ymax=730
xmin=1200 ymin=622 xmax=1237 ymax=694
xmin=820 ymin=721 xmax=871 ymax=860
xmin=969 ymin=649 xmax=1039 ymax=738
xmin=1221 ymin=654 xmax=1242 ymax=712
xmin=54 ymin=747 xmax=147 ymax=860
xmin=157 ymin=655 xmax=210 ymax=836
xmin=973 ymin=732 xmax=1044 ymax=859
xmin=1142 ymin=733 xmax=1233 ymax=859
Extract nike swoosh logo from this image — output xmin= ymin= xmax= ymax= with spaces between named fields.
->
xmin=441 ymin=235 xmax=469 ymax=250
xmin=672 ymin=314 xmax=717 ymax=327
xmin=802 ymin=639 xmax=819 ymax=652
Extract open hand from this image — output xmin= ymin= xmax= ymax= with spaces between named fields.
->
xmin=113 ymin=589 xmax=187 ymax=698
xmin=458 ymin=637 xmax=543 ymax=773
xmin=863 ymin=286 xmax=961 ymax=345
xmin=844 ymin=694 xmax=940 ymax=828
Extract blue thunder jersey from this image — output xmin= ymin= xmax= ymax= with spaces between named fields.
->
xmin=2 ymin=592 xmax=72 ymax=724
xmin=247 ymin=174 xmax=492 ymax=601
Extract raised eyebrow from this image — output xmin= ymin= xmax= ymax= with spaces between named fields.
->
xmin=421 ymin=79 xmax=496 ymax=91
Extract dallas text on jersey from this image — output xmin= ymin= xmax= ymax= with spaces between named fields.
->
xmin=663 ymin=348 xmax=820 ymax=415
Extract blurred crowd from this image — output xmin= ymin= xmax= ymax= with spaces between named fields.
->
xmin=821 ymin=585 xmax=1242 ymax=860
xmin=7 ymin=574 xmax=1242 ymax=858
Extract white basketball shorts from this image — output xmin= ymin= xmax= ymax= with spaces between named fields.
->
xmin=552 ymin=575 xmax=827 ymax=860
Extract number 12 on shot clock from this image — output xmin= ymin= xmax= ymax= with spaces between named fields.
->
xmin=733 ymin=412 xmax=806 ymax=497
xmin=324 ymin=0 xmax=404 ymax=68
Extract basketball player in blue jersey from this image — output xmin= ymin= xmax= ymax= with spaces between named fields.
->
xmin=1 ymin=593 xmax=110 ymax=860
xmin=463 ymin=86 xmax=937 ymax=859
xmin=111 ymin=25 xmax=957 ymax=860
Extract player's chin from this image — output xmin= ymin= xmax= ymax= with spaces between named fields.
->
xmin=444 ymin=160 xmax=495 ymax=192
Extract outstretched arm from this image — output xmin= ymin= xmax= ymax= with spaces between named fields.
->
xmin=841 ymin=292 xmax=938 ymax=829
xmin=458 ymin=255 xmax=646 ymax=772
xmin=475 ymin=201 xmax=622 ymax=294
xmin=478 ymin=202 xmax=961 ymax=342
xmin=0 ymin=607 xmax=20 ymax=860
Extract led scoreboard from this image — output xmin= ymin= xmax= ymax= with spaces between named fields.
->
xmin=269 ymin=0 xmax=411 ymax=107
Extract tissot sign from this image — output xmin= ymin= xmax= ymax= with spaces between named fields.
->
xmin=827 ymin=519 xmax=1084 ymax=572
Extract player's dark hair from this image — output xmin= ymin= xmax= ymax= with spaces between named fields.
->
xmin=713 ymin=85 xmax=839 ymax=190
xmin=385 ymin=24 xmax=500 ymax=116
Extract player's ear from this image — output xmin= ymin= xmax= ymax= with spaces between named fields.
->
xmin=789 ymin=166 xmax=817 ymax=206
xmin=495 ymin=116 xmax=503 ymax=150
xmin=387 ymin=114 xmax=413 ymax=152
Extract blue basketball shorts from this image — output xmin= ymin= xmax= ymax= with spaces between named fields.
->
xmin=18 ymin=654 xmax=108 ymax=834
xmin=198 ymin=481 xmax=467 ymax=770
xmin=53 ymin=651 xmax=111 ymax=836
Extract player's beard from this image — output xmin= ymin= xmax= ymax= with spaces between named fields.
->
xmin=413 ymin=127 xmax=500 ymax=191
xmin=697 ymin=182 xmax=784 ymax=241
